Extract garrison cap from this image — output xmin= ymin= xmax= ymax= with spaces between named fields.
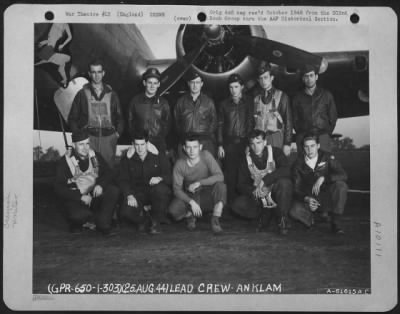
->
xmin=72 ymin=129 xmax=90 ymax=143
xmin=142 ymin=67 xmax=161 ymax=81
xmin=184 ymin=69 xmax=201 ymax=82
xmin=301 ymin=64 xmax=318 ymax=75
xmin=257 ymin=62 xmax=272 ymax=76
xmin=227 ymin=73 xmax=244 ymax=85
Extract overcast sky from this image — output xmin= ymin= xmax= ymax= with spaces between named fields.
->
xmin=34 ymin=23 xmax=369 ymax=154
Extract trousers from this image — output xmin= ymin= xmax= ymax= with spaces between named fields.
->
xmin=168 ymin=182 xmax=227 ymax=220
xmin=120 ymin=183 xmax=172 ymax=224
xmin=90 ymin=132 xmax=118 ymax=168
xmin=290 ymin=181 xmax=348 ymax=226
xmin=266 ymin=130 xmax=284 ymax=149
xmin=231 ymin=178 xmax=293 ymax=219
xmin=221 ymin=139 xmax=247 ymax=203
xmin=64 ymin=184 xmax=119 ymax=232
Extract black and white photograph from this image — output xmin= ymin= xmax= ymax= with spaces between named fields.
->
xmin=3 ymin=4 xmax=397 ymax=311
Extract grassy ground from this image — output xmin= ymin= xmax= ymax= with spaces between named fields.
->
xmin=33 ymin=182 xmax=370 ymax=295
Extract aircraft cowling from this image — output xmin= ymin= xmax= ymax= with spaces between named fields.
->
xmin=175 ymin=25 xmax=266 ymax=99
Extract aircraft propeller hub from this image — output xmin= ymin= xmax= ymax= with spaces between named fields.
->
xmin=178 ymin=25 xmax=261 ymax=74
xmin=203 ymin=25 xmax=224 ymax=41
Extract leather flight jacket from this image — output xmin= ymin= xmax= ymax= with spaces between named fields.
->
xmin=292 ymin=150 xmax=347 ymax=200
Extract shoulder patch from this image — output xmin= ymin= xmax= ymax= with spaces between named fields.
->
xmin=330 ymin=155 xmax=335 ymax=160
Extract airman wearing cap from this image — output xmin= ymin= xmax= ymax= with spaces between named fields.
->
xmin=217 ymin=73 xmax=254 ymax=203
xmin=128 ymin=67 xmax=171 ymax=155
xmin=54 ymin=128 xmax=120 ymax=236
xmin=174 ymin=69 xmax=218 ymax=158
xmin=292 ymin=64 xmax=338 ymax=153
xmin=253 ymin=62 xmax=293 ymax=156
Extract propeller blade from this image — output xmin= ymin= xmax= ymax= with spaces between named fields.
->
xmin=158 ymin=41 xmax=207 ymax=96
xmin=233 ymin=35 xmax=328 ymax=74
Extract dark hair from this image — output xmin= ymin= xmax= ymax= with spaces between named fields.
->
xmin=132 ymin=129 xmax=149 ymax=142
xmin=248 ymin=129 xmax=267 ymax=142
xmin=183 ymin=132 xmax=201 ymax=145
xmin=302 ymin=131 xmax=320 ymax=145
xmin=88 ymin=59 xmax=105 ymax=71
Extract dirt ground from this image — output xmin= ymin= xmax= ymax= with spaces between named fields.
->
xmin=33 ymin=182 xmax=370 ymax=295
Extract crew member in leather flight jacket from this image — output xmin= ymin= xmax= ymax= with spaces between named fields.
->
xmin=253 ymin=63 xmax=293 ymax=156
xmin=292 ymin=64 xmax=338 ymax=153
xmin=68 ymin=59 xmax=124 ymax=168
xmin=290 ymin=131 xmax=348 ymax=234
xmin=54 ymin=129 xmax=120 ymax=236
xmin=217 ymin=73 xmax=254 ymax=203
xmin=128 ymin=67 xmax=171 ymax=155
xmin=174 ymin=70 xmax=218 ymax=158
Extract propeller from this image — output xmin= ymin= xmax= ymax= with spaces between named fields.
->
xmin=232 ymin=35 xmax=328 ymax=74
xmin=158 ymin=40 xmax=207 ymax=96
xmin=161 ymin=25 xmax=329 ymax=96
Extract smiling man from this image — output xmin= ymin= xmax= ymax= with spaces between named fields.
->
xmin=168 ymin=133 xmax=226 ymax=234
xmin=54 ymin=129 xmax=119 ymax=236
xmin=68 ymin=60 xmax=124 ymax=168
xmin=128 ymin=68 xmax=171 ymax=155
xmin=290 ymin=131 xmax=348 ymax=234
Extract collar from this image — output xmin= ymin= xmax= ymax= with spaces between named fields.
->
xmin=190 ymin=92 xmax=201 ymax=102
xmin=132 ymin=152 xmax=149 ymax=162
xmin=230 ymin=95 xmax=243 ymax=105
xmin=264 ymin=86 xmax=275 ymax=95
xmin=250 ymin=147 xmax=268 ymax=162
xmin=304 ymin=152 xmax=323 ymax=170
xmin=72 ymin=150 xmax=89 ymax=161
xmin=304 ymin=86 xmax=320 ymax=97
xmin=144 ymin=92 xmax=157 ymax=101
xmin=86 ymin=83 xmax=111 ymax=98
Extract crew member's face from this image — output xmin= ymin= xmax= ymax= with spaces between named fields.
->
xmin=258 ymin=71 xmax=274 ymax=90
xmin=184 ymin=140 xmax=202 ymax=160
xmin=302 ymin=71 xmax=318 ymax=89
xmin=303 ymin=139 xmax=320 ymax=159
xmin=143 ymin=77 xmax=160 ymax=96
xmin=249 ymin=135 xmax=267 ymax=156
xmin=134 ymin=139 xmax=148 ymax=159
xmin=88 ymin=65 xmax=105 ymax=85
xmin=188 ymin=77 xmax=203 ymax=94
xmin=229 ymin=82 xmax=244 ymax=98
xmin=74 ymin=138 xmax=90 ymax=158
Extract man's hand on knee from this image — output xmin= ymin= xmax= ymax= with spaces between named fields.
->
xmin=304 ymin=196 xmax=320 ymax=212
xmin=189 ymin=199 xmax=202 ymax=217
xmin=127 ymin=195 xmax=138 ymax=208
